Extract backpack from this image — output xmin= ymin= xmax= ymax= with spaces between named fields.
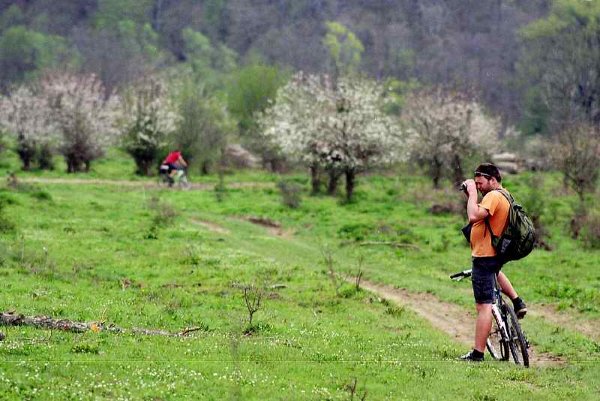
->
xmin=485 ymin=189 xmax=536 ymax=262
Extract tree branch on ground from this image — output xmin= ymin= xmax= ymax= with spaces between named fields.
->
xmin=0 ymin=311 xmax=203 ymax=337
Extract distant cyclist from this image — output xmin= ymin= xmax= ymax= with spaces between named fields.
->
xmin=160 ymin=150 xmax=188 ymax=186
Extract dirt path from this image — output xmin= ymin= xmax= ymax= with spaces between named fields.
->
xmin=19 ymin=177 xmax=274 ymax=190
xmin=357 ymin=279 xmax=566 ymax=366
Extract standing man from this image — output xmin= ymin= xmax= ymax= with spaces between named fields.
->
xmin=460 ymin=163 xmax=527 ymax=362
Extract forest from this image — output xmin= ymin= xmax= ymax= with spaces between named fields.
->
xmin=0 ymin=0 xmax=575 ymax=131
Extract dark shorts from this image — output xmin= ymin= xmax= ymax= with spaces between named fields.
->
xmin=471 ymin=256 xmax=503 ymax=304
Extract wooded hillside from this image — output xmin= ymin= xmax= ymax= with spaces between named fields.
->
xmin=0 ymin=0 xmax=551 ymax=131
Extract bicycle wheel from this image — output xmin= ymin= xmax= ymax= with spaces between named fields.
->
xmin=487 ymin=308 xmax=509 ymax=360
xmin=504 ymin=304 xmax=530 ymax=367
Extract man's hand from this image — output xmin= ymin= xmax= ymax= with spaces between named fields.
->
xmin=462 ymin=179 xmax=477 ymax=197
xmin=464 ymin=179 xmax=488 ymax=223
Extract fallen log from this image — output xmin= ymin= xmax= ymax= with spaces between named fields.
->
xmin=0 ymin=311 xmax=202 ymax=337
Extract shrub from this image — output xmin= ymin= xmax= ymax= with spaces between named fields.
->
xmin=277 ymin=180 xmax=302 ymax=209
xmin=0 ymin=194 xmax=15 ymax=233
xmin=581 ymin=212 xmax=600 ymax=249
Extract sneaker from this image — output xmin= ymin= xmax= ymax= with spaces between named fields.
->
xmin=512 ymin=297 xmax=528 ymax=319
xmin=459 ymin=350 xmax=484 ymax=362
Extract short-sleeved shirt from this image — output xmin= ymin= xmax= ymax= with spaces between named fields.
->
xmin=470 ymin=190 xmax=510 ymax=257
xmin=164 ymin=151 xmax=181 ymax=164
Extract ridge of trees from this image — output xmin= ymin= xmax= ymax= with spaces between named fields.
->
xmin=1 ymin=0 xmax=552 ymax=131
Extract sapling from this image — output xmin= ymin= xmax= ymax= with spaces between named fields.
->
xmin=243 ymin=285 xmax=263 ymax=326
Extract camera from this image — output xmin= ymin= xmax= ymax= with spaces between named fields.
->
xmin=459 ymin=182 xmax=468 ymax=194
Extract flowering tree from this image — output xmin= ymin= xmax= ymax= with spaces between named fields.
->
xmin=259 ymin=73 xmax=404 ymax=200
xmin=0 ymin=85 xmax=55 ymax=170
xmin=119 ymin=77 xmax=179 ymax=175
xmin=41 ymin=73 xmax=121 ymax=173
xmin=402 ymin=88 xmax=500 ymax=188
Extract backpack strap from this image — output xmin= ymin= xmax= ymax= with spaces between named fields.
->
xmin=484 ymin=189 xmax=512 ymax=240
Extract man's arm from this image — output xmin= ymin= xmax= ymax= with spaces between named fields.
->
xmin=464 ymin=179 xmax=489 ymax=223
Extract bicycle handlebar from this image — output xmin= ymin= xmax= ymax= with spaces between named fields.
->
xmin=450 ymin=269 xmax=472 ymax=280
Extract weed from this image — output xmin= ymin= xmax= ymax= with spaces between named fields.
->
xmin=322 ymin=245 xmax=343 ymax=297
xmin=183 ymin=244 xmax=202 ymax=267
xmin=30 ymin=189 xmax=52 ymax=201
xmin=71 ymin=342 xmax=100 ymax=354
xmin=385 ymin=305 xmax=406 ymax=318
xmin=145 ymin=195 xmax=178 ymax=238
xmin=144 ymin=224 xmax=159 ymax=240
xmin=148 ymin=197 xmax=178 ymax=226
xmin=215 ymin=171 xmax=227 ymax=202
xmin=354 ymin=259 xmax=364 ymax=292
xmin=473 ymin=393 xmax=497 ymax=401
xmin=344 ymin=377 xmax=368 ymax=401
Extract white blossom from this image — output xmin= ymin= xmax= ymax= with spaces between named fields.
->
xmin=402 ymin=88 xmax=500 ymax=186
xmin=0 ymin=85 xmax=57 ymax=169
xmin=118 ymin=77 xmax=180 ymax=174
xmin=259 ymin=73 xmax=405 ymax=171
xmin=40 ymin=73 xmax=121 ymax=172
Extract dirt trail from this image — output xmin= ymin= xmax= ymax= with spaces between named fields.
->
xmin=358 ymin=279 xmax=566 ymax=366
xmin=19 ymin=177 xmax=274 ymax=190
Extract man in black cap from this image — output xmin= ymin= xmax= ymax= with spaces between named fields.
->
xmin=459 ymin=163 xmax=527 ymax=362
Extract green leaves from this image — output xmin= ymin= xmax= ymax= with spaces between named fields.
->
xmin=323 ymin=21 xmax=364 ymax=76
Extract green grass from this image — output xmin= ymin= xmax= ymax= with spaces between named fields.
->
xmin=0 ymin=150 xmax=599 ymax=400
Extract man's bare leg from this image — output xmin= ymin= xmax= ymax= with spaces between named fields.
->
xmin=497 ymin=271 xmax=517 ymax=299
xmin=475 ymin=303 xmax=492 ymax=352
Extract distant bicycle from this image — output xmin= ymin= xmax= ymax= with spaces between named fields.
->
xmin=158 ymin=164 xmax=190 ymax=189
xmin=451 ymin=269 xmax=529 ymax=367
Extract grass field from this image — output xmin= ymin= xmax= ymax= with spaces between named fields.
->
xmin=0 ymin=150 xmax=599 ymax=400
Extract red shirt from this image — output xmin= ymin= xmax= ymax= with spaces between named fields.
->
xmin=164 ymin=151 xmax=181 ymax=164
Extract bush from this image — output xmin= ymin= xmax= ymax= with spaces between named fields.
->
xmin=277 ymin=180 xmax=302 ymax=209
xmin=0 ymin=194 xmax=15 ymax=233
xmin=581 ymin=212 xmax=600 ymax=249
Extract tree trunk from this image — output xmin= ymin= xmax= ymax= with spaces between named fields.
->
xmin=452 ymin=155 xmax=464 ymax=185
xmin=310 ymin=164 xmax=322 ymax=194
xmin=201 ymin=160 xmax=211 ymax=175
xmin=327 ymin=168 xmax=341 ymax=195
xmin=430 ymin=158 xmax=443 ymax=189
xmin=17 ymin=137 xmax=35 ymax=171
xmin=345 ymin=168 xmax=356 ymax=201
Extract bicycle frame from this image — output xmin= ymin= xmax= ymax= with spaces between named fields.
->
xmin=158 ymin=167 xmax=190 ymax=189
xmin=488 ymin=275 xmax=511 ymax=360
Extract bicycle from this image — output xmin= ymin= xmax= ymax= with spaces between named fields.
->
xmin=158 ymin=165 xmax=191 ymax=189
xmin=450 ymin=269 xmax=529 ymax=367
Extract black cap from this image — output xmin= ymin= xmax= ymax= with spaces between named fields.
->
xmin=474 ymin=163 xmax=502 ymax=182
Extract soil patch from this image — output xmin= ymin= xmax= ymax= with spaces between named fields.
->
xmin=243 ymin=216 xmax=294 ymax=238
xmin=530 ymin=305 xmax=600 ymax=342
xmin=19 ymin=177 xmax=273 ymax=191
xmin=357 ymin=278 xmax=565 ymax=366
xmin=190 ymin=218 xmax=230 ymax=235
